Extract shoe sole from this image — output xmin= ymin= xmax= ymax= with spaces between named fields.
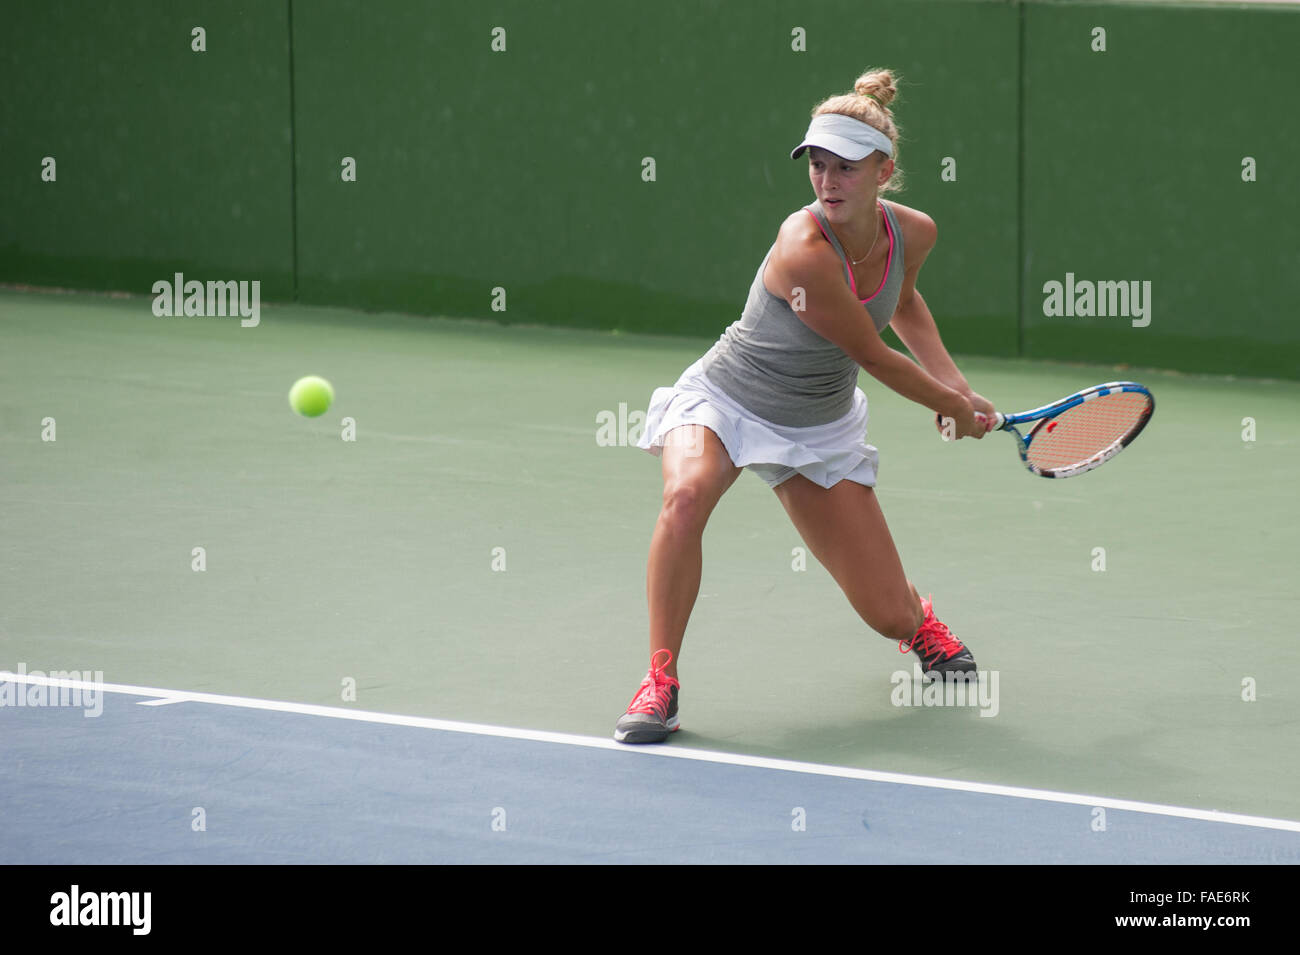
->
xmin=922 ymin=664 xmax=979 ymax=680
xmin=613 ymin=715 xmax=680 ymax=744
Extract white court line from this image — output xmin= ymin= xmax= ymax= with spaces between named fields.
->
xmin=4 ymin=670 xmax=1300 ymax=835
xmin=137 ymin=697 xmax=189 ymax=706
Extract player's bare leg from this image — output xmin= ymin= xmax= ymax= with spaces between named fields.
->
xmin=646 ymin=425 xmax=743 ymax=680
xmin=615 ymin=425 xmax=742 ymax=743
xmin=772 ymin=475 xmax=975 ymax=674
xmin=773 ymin=476 xmax=920 ymax=638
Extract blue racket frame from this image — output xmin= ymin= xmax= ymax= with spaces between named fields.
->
xmin=992 ymin=381 xmax=1154 ymax=479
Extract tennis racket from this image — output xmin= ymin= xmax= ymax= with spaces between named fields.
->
xmin=941 ymin=381 xmax=1155 ymax=479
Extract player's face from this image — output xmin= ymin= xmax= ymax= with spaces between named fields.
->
xmin=808 ymin=147 xmax=892 ymax=217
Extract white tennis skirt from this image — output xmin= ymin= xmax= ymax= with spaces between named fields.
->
xmin=635 ymin=357 xmax=879 ymax=489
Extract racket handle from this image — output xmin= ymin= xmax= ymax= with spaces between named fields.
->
xmin=983 ymin=411 xmax=1006 ymax=432
xmin=935 ymin=411 xmax=1004 ymax=435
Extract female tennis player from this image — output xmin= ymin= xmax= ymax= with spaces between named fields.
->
xmin=615 ymin=69 xmax=996 ymax=744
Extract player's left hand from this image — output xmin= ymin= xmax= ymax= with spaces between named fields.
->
xmin=965 ymin=391 xmax=996 ymax=417
xmin=956 ymin=391 xmax=997 ymax=439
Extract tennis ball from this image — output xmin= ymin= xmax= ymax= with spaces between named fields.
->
xmin=288 ymin=375 xmax=334 ymax=417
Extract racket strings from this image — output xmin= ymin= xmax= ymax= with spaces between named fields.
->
xmin=1025 ymin=391 xmax=1151 ymax=470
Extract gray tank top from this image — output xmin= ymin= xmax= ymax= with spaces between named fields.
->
xmin=701 ymin=199 xmax=905 ymax=427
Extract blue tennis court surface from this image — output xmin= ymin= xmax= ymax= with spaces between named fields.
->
xmin=4 ymin=676 xmax=1298 ymax=864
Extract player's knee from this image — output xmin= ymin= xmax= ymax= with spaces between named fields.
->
xmin=659 ymin=479 xmax=718 ymax=534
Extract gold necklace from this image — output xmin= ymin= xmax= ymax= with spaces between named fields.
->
xmin=848 ymin=202 xmax=881 ymax=266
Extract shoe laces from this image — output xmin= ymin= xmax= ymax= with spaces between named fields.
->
xmin=899 ymin=599 xmax=964 ymax=661
xmin=625 ymin=648 xmax=677 ymax=717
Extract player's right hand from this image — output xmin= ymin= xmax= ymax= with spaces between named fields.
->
xmin=938 ymin=398 xmax=986 ymax=440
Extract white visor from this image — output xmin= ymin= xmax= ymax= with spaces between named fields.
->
xmin=790 ymin=113 xmax=893 ymax=161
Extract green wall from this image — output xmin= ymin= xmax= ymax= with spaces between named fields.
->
xmin=1022 ymin=1 xmax=1300 ymax=379
xmin=289 ymin=0 xmax=1018 ymax=351
xmin=0 ymin=2 xmax=294 ymax=297
xmin=2 ymin=1 xmax=1297 ymax=379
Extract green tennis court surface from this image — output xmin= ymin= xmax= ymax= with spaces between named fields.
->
xmin=3 ymin=287 xmax=1298 ymax=829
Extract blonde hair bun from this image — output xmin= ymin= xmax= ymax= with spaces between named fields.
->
xmin=853 ymin=70 xmax=898 ymax=109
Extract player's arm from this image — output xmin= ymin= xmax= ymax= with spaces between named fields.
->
xmin=767 ymin=218 xmax=980 ymax=437
xmin=888 ymin=211 xmax=995 ymax=416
